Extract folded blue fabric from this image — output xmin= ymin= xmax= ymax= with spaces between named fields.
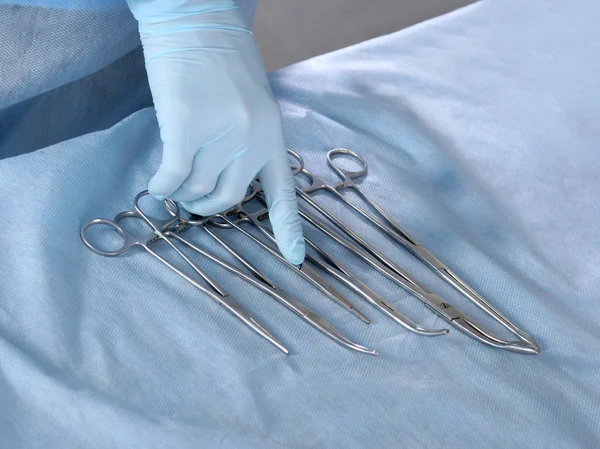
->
xmin=0 ymin=0 xmax=599 ymax=447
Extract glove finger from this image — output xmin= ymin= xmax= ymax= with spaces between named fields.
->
xmin=170 ymin=139 xmax=239 ymax=202
xmin=148 ymin=141 xmax=195 ymax=199
xmin=181 ymin=155 xmax=263 ymax=217
xmin=259 ymin=151 xmax=305 ymax=265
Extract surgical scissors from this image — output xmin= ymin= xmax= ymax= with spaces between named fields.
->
xmin=80 ymin=191 xmax=288 ymax=354
xmin=289 ymin=149 xmax=539 ymax=354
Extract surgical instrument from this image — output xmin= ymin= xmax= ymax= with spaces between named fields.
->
xmin=297 ymin=204 xmax=538 ymax=354
xmin=289 ymin=149 xmax=539 ymax=354
xmin=174 ymin=186 xmax=372 ymax=325
xmin=80 ymin=191 xmax=288 ymax=354
xmin=329 ymin=148 xmax=537 ymax=347
xmin=206 ymin=211 xmax=370 ymax=325
xmin=251 ymin=190 xmax=448 ymax=337
xmin=161 ymin=215 xmax=377 ymax=355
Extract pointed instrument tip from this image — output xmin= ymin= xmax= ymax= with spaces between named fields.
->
xmin=528 ymin=344 xmax=541 ymax=355
xmin=276 ymin=341 xmax=290 ymax=355
xmin=244 ymin=316 xmax=290 ymax=354
xmin=354 ymin=308 xmax=371 ymax=324
xmin=518 ymin=333 xmax=539 ymax=349
xmin=264 ymin=332 xmax=290 ymax=355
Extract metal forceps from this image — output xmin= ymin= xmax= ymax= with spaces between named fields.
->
xmin=80 ymin=191 xmax=288 ymax=354
xmin=158 ymin=208 xmax=377 ymax=354
xmin=186 ymin=184 xmax=373 ymax=325
xmin=214 ymin=182 xmax=443 ymax=336
xmin=289 ymin=149 xmax=539 ymax=354
xmin=250 ymin=189 xmax=447 ymax=337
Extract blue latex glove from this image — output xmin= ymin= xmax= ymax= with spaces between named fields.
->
xmin=126 ymin=0 xmax=305 ymax=264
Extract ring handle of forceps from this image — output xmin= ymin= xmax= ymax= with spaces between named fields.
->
xmin=163 ymin=204 xmax=235 ymax=229
xmin=133 ymin=190 xmax=182 ymax=231
xmin=286 ymin=148 xmax=305 ymax=176
xmin=205 ymin=212 xmax=248 ymax=229
xmin=163 ymin=181 xmax=262 ymax=227
xmin=287 ymin=148 xmax=366 ymax=193
xmin=327 ymin=148 xmax=368 ymax=182
xmin=81 ymin=218 xmax=138 ymax=257
xmin=286 ymin=148 xmax=327 ymax=193
xmin=169 ymin=151 xmax=304 ymax=224
xmin=161 ymin=152 xmax=303 ymax=227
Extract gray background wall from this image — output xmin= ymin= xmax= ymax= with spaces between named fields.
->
xmin=254 ymin=0 xmax=475 ymax=71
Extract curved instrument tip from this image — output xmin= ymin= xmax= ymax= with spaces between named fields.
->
xmin=349 ymin=344 xmax=378 ymax=356
xmin=452 ymin=317 xmax=540 ymax=355
xmin=308 ymin=313 xmax=376 ymax=355
xmin=377 ymin=299 xmax=449 ymax=336
xmin=414 ymin=327 xmax=449 ymax=337
xmin=507 ymin=342 xmax=540 ymax=355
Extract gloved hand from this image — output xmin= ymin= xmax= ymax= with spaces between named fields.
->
xmin=126 ymin=0 xmax=305 ymax=264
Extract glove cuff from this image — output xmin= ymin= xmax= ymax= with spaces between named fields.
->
xmin=126 ymin=0 xmax=240 ymax=24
